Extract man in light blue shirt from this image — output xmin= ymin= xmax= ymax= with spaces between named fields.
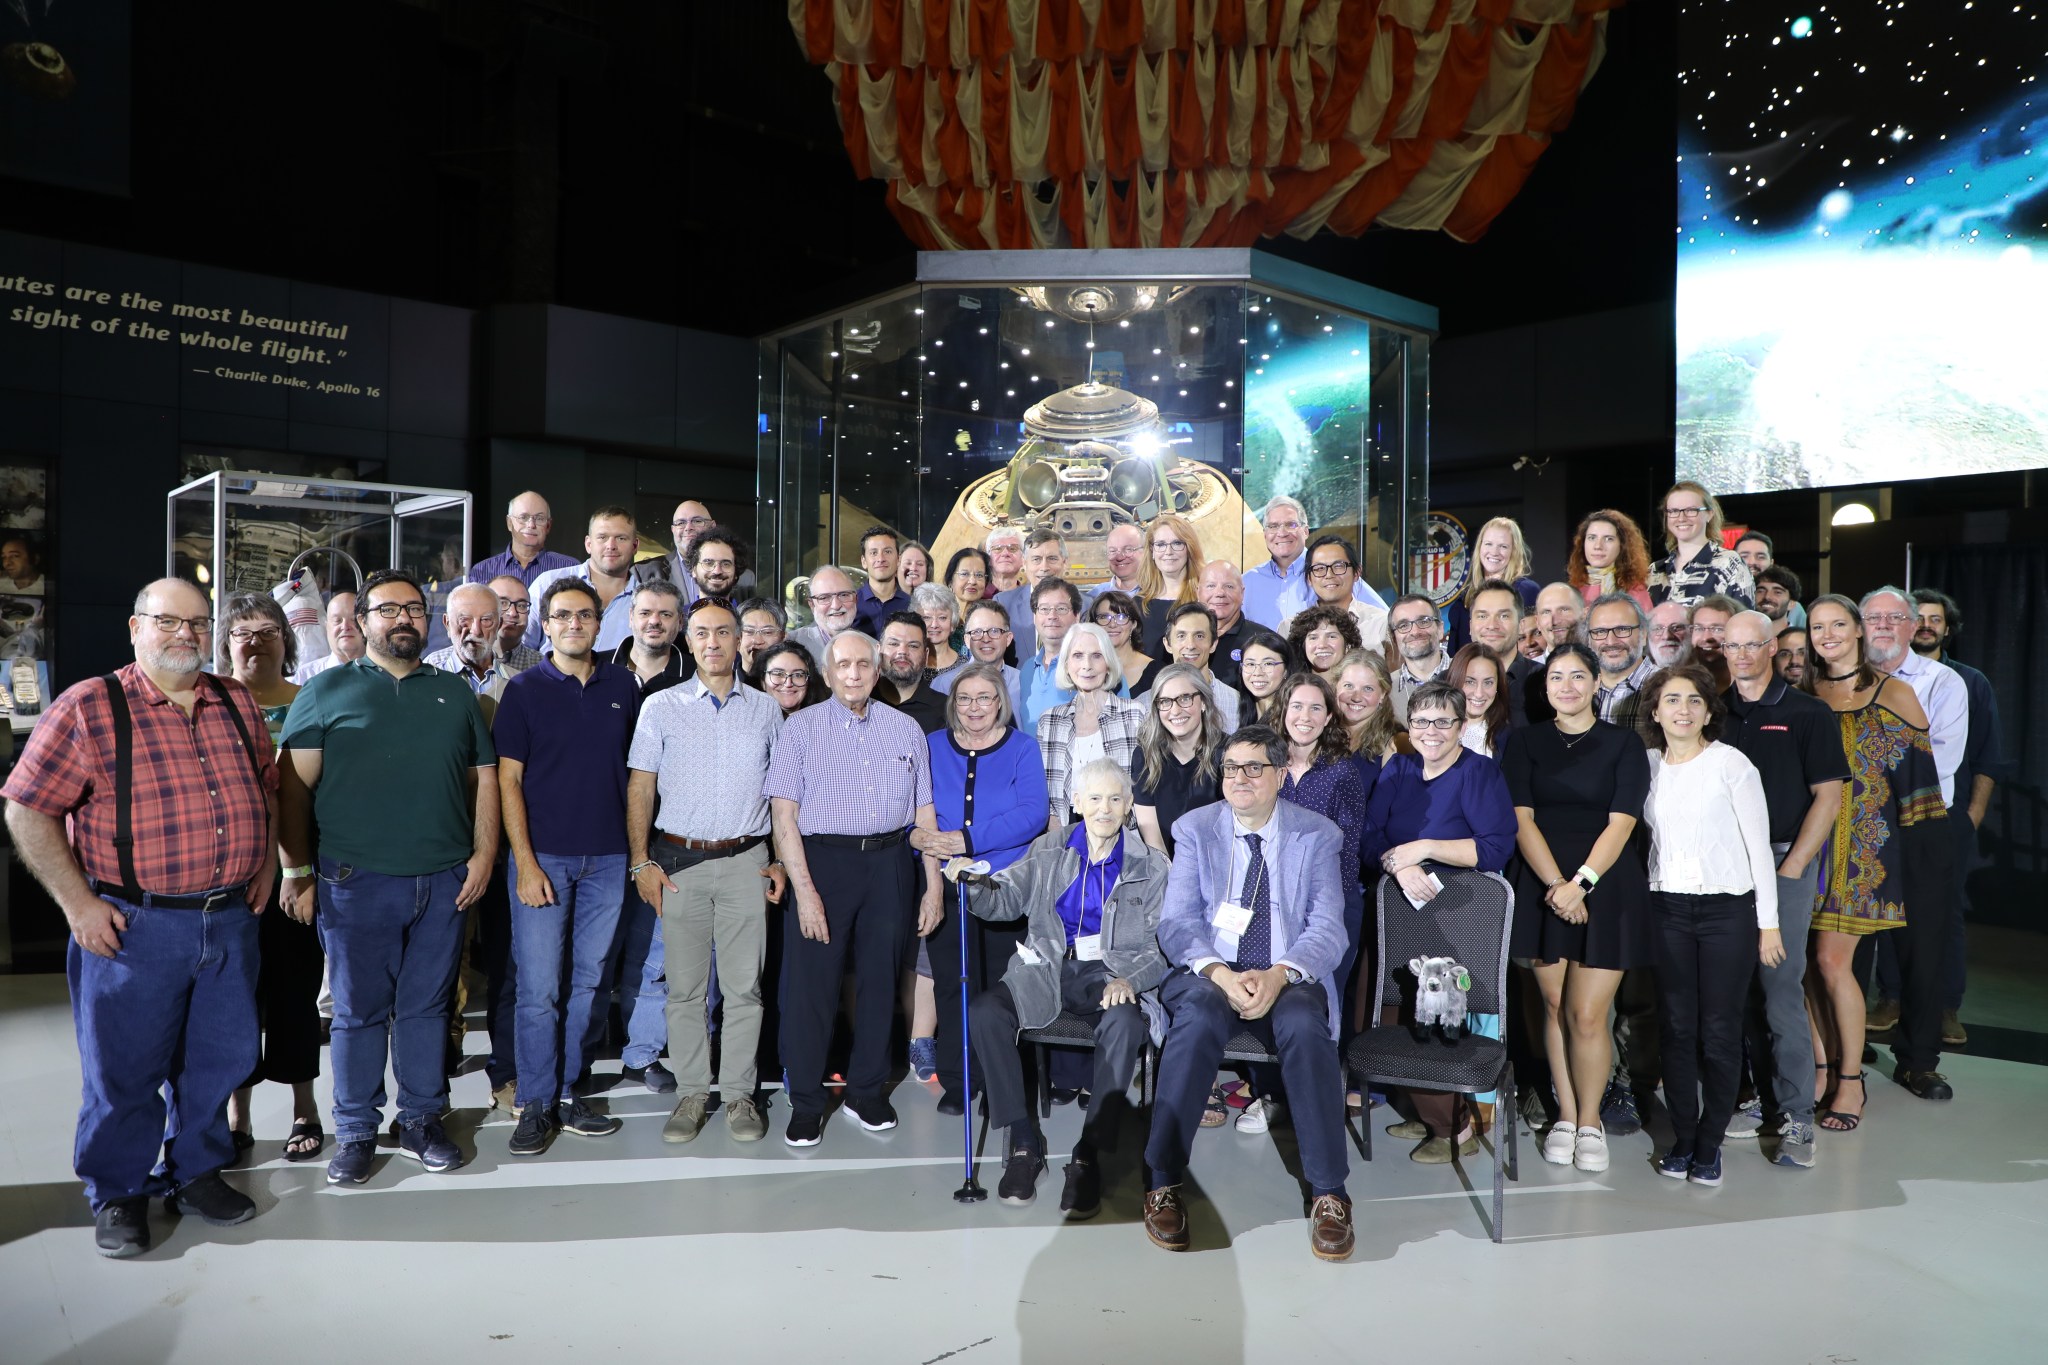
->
xmin=1242 ymin=495 xmax=1388 ymax=629
xmin=525 ymin=506 xmax=640 ymax=653
xmin=1017 ymin=578 xmax=1082 ymax=734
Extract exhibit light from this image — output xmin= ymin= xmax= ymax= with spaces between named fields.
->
xmin=1832 ymin=501 xmax=1877 ymax=526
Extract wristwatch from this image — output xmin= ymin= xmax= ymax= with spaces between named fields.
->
xmin=1283 ymin=966 xmax=1306 ymax=985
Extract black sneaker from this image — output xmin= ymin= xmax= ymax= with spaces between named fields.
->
xmin=508 ymin=1102 xmax=556 ymax=1157
xmin=558 ymin=1097 xmax=623 ymax=1137
xmin=998 ymin=1146 xmax=1046 ymax=1205
xmin=848 ymin=1096 xmax=898 ymax=1132
xmin=1060 ymin=1158 xmax=1101 ymax=1220
xmin=624 ymin=1062 xmax=678 ymax=1094
xmin=326 ymin=1140 xmax=376 ymax=1185
xmin=935 ymin=1089 xmax=967 ymax=1117
xmin=1894 ymin=1066 xmax=1954 ymax=1101
xmin=94 ymin=1198 xmax=150 ymax=1258
xmin=395 ymin=1119 xmax=468 ymax=1172
xmin=165 ymin=1172 xmax=256 ymax=1226
xmin=1599 ymin=1077 xmax=1644 ymax=1136
xmin=784 ymin=1110 xmax=824 ymax=1147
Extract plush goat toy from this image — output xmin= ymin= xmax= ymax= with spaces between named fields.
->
xmin=1409 ymin=955 xmax=1471 ymax=1045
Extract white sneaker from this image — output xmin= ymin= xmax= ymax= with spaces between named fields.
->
xmin=1540 ymin=1121 xmax=1577 ymax=1165
xmin=1237 ymin=1097 xmax=1281 ymax=1134
xmin=1573 ymin=1126 xmax=1610 ymax=1172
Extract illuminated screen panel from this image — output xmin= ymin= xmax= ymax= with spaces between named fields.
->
xmin=1676 ymin=4 xmax=2048 ymax=493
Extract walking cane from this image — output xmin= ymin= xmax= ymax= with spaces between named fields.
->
xmin=951 ymin=860 xmax=991 ymax=1203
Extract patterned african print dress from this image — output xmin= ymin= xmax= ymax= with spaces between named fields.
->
xmin=1811 ymin=696 xmax=1948 ymax=936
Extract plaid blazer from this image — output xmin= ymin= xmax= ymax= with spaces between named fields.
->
xmin=1035 ymin=694 xmax=1147 ymax=824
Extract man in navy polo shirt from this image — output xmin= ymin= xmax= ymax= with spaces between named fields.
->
xmin=1721 ymin=610 xmax=1848 ymax=1169
xmin=495 ymin=578 xmax=641 ymax=1156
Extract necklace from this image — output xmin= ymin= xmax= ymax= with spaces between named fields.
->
xmin=1555 ymin=720 xmax=1597 ymax=749
xmin=1817 ymin=668 xmax=1861 ymax=683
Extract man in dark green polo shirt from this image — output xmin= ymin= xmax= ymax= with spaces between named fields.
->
xmin=278 ymin=569 xmax=499 ymax=1186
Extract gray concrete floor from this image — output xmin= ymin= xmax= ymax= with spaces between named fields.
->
xmin=1 ymin=965 xmax=2043 ymax=1364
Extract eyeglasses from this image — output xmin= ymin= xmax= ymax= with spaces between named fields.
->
xmin=1307 ymin=561 xmax=1353 ymax=578
xmin=1220 ymin=761 xmax=1273 ymax=779
xmin=510 ymin=513 xmax=551 ymax=526
xmin=1151 ymin=538 xmax=1186 ymax=551
xmin=810 ymin=590 xmax=856 ymax=606
xmin=740 ymin=624 xmax=782 ymax=638
xmin=367 ymin=603 xmax=429 ymax=621
xmin=954 ymin=693 xmax=1001 ymax=708
xmin=765 ymin=668 xmax=810 ymax=685
xmin=227 ymin=625 xmax=282 ymax=644
xmin=952 ymin=571 xmax=989 ymax=585
xmin=1653 ymin=623 xmax=1688 ymax=637
xmin=1588 ymin=625 xmax=1639 ymax=640
xmin=547 ymin=609 xmax=599 ymax=624
xmin=1156 ymin=693 xmax=1204 ymax=713
xmin=1095 ymin=610 xmax=1130 ymax=626
xmin=1865 ymin=612 xmax=1912 ymax=626
xmin=1390 ymin=617 xmax=1437 ymax=636
xmin=1664 ymin=506 xmax=1706 ymax=519
xmin=964 ymin=627 xmax=1009 ymax=640
xmin=672 ymin=516 xmax=713 ymax=530
xmin=147 ymin=614 xmax=214 ymax=635
xmin=1724 ymin=640 xmax=1772 ymax=654
xmin=1409 ymin=716 xmax=1459 ymax=732
xmin=1264 ymin=520 xmax=1305 ymax=534
xmin=496 ymin=597 xmax=531 ymax=614
xmin=1240 ymin=657 xmax=1285 ymax=671
xmin=695 ymin=558 xmax=737 ymax=573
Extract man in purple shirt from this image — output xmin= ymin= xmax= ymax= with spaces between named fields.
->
xmin=764 ymin=631 xmax=943 ymax=1147
xmin=467 ymin=490 xmax=578 ymax=589
xmin=494 ymin=577 xmax=641 ymax=1156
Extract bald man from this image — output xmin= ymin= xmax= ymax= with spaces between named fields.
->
xmin=1197 ymin=560 xmax=1249 ymax=686
xmin=469 ymin=491 xmax=577 ymax=588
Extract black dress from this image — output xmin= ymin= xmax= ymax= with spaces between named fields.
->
xmin=1501 ymin=720 xmax=1653 ymax=970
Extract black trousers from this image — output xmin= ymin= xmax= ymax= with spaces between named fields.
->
xmin=781 ymin=839 xmax=913 ymax=1116
xmin=1888 ymin=819 xmax=1955 ymax=1072
xmin=1653 ymin=890 xmax=1757 ymax=1155
xmin=242 ymin=894 xmax=324 ymax=1088
xmin=924 ymin=882 xmax=1021 ymax=1098
xmin=971 ymin=958 xmax=1145 ymax=1152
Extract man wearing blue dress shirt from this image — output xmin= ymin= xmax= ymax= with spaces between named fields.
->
xmin=1243 ymin=495 xmax=1388 ymax=629
xmin=1142 ymin=724 xmax=1355 ymax=1261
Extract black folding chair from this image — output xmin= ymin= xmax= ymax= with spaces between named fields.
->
xmin=1018 ymin=1010 xmax=1157 ymax=1117
xmin=1345 ymin=867 xmax=1520 ymax=1242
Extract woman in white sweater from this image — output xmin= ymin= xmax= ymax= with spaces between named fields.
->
xmin=1642 ymin=662 xmax=1782 ymax=1189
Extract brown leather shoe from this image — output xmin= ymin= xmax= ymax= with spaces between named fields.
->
xmin=1309 ymin=1194 xmax=1355 ymax=1261
xmin=1143 ymin=1185 xmax=1189 ymax=1251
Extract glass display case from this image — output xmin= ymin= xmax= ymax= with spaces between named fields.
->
xmin=167 ymin=472 xmax=473 ymax=616
xmin=756 ymin=249 xmax=1432 ymax=619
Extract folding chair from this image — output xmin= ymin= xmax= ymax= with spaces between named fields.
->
xmin=1345 ymin=867 xmax=1520 ymax=1242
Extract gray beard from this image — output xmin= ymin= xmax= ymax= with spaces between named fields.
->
xmin=1865 ymin=638 xmax=1906 ymax=668
xmin=1649 ymin=641 xmax=1686 ymax=667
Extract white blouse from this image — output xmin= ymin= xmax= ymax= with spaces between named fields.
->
xmin=1066 ymin=729 xmax=1107 ymax=813
xmin=1643 ymin=742 xmax=1780 ymax=929
xmin=1459 ymin=718 xmax=1492 ymax=758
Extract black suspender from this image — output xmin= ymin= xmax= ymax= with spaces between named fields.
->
xmin=100 ymin=672 xmax=268 ymax=895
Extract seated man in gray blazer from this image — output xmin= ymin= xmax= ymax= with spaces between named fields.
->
xmin=1142 ymin=724 xmax=1355 ymax=1262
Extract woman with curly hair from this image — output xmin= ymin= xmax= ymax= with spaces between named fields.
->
xmin=1567 ymin=509 xmax=1654 ymax=614
xmin=1448 ymin=643 xmax=1511 ymax=758
xmin=1286 ymin=601 xmax=1362 ymax=689
xmin=1136 ymin=512 xmax=1205 ymax=645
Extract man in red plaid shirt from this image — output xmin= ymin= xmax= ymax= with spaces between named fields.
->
xmin=4 ymin=578 xmax=279 ymax=1259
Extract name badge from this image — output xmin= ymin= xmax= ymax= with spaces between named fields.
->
xmin=1074 ymin=933 xmax=1104 ymax=962
xmin=1212 ymin=901 xmax=1253 ymax=936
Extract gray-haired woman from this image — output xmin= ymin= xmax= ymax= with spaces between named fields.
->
xmin=1132 ymin=662 xmax=1226 ymax=858
xmin=912 ymin=581 xmax=962 ymax=681
xmin=948 ymin=756 xmax=1169 ymax=1217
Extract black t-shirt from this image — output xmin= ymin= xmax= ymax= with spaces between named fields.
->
xmin=1209 ymin=618 xmax=1248 ymax=687
xmin=883 ymin=681 xmax=950 ymax=736
xmin=1133 ymin=747 xmax=1222 ymax=858
xmin=1721 ymin=679 xmax=1851 ymax=843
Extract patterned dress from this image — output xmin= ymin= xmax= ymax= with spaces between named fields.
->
xmin=1811 ymin=696 xmax=1948 ymax=935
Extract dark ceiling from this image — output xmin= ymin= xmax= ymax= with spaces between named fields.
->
xmin=1 ymin=0 xmax=1674 ymax=341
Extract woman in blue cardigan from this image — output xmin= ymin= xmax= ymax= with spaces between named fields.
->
xmin=1361 ymin=680 xmax=1519 ymax=1163
xmin=910 ymin=662 xmax=1050 ymax=1116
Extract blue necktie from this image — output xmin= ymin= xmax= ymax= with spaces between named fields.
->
xmin=1236 ymin=832 xmax=1272 ymax=970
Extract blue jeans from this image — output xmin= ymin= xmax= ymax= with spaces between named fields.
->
xmin=69 ymin=891 xmax=260 ymax=1210
xmin=621 ymin=910 xmax=668 ymax=1070
xmin=511 ymin=853 xmax=627 ymax=1106
xmin=317 ymin=858 xmax=468 ymax=1145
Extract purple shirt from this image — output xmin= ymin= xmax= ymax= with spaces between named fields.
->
xmin=762 ymin=696 xmax=932 ymax=835
xmin=492 ymin=656 xmax=640 ymax=856
xmin=467 ymin=543 xmax=578 ymax=589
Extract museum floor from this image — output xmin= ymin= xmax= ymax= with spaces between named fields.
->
xmin=2 ymin=932 xmax=2043 ymax=1365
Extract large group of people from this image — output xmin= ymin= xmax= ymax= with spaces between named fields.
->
xmin=3 ymin=479 xmax=2004 ymax=1264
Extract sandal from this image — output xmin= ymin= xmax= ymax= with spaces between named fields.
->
xmin=1818 ymin=1071 xmax=1865 ymax=1132
xmin=283 ymin=1117 xmax=325 ymax=1162
xmin=1201 ymin=1083 xmax=1230 ymax=1128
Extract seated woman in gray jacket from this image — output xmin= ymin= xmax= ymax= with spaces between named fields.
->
xmin=947 ymin=757 xmax=1170 ymax=1219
